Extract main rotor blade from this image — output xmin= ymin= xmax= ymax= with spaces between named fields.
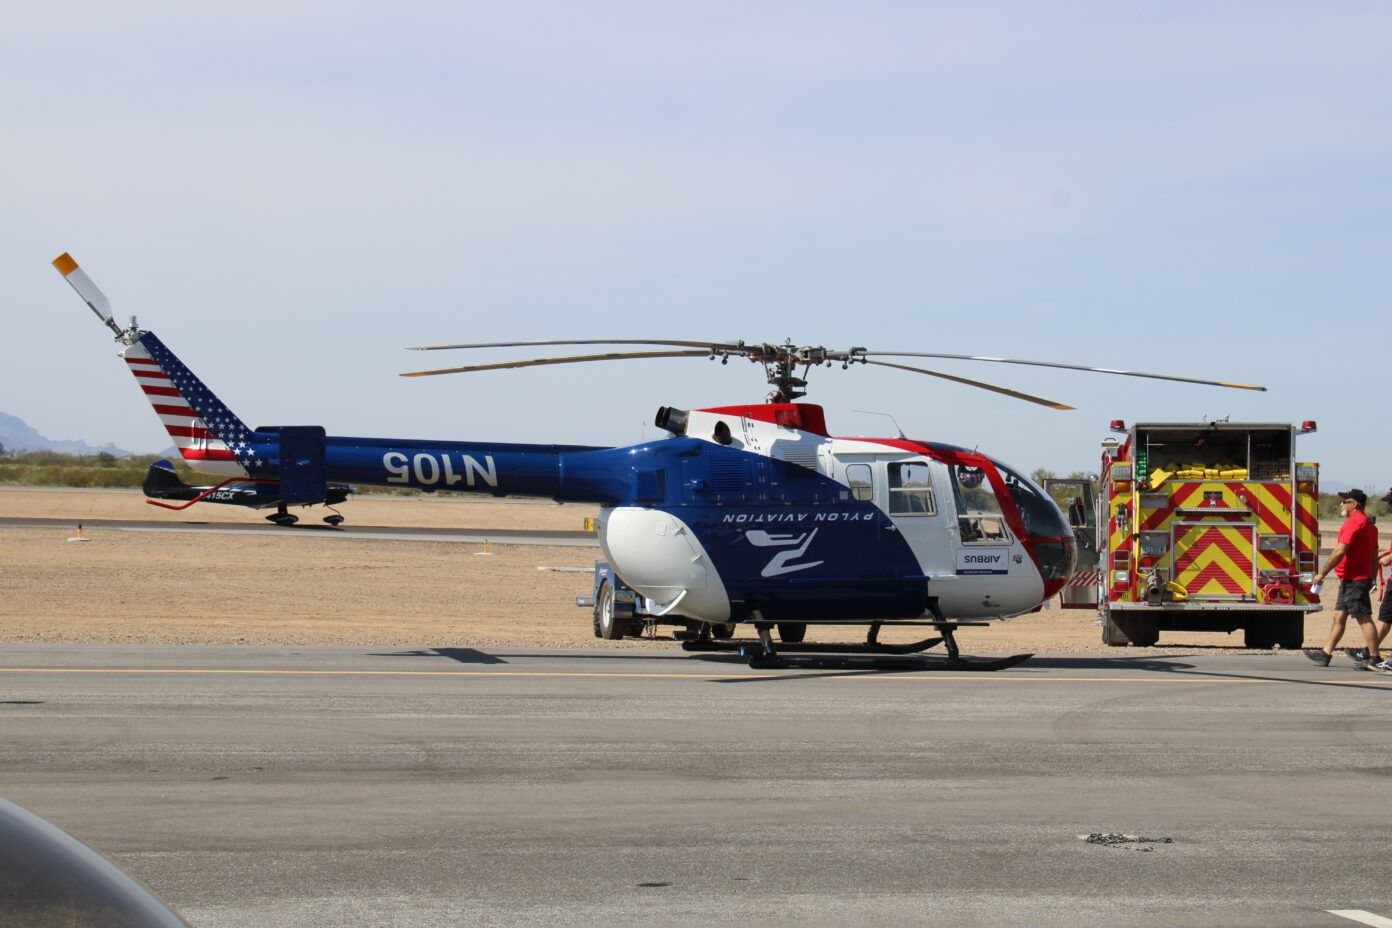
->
xmin=401 ymin=349 xmax=712 ymax=377
xmin=864 ymin=360 xmax=1075 ymax=410
xmin=863 ymin=351 xmax=1266 ymax=392
xmin=409 ymin=338 xmax=736 ymax=352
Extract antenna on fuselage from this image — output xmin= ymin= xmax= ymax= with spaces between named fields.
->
xmin=852 ymin=409 xmax=906 ymax=440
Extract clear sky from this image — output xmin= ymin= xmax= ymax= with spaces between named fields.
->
xmin=3 ymin=3 xmax=1387 ymax=487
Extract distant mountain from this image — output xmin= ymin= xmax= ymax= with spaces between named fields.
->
xmin=0 ymin=410 xmax=134 ymax=457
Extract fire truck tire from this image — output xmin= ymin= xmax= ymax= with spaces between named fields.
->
xmin=777 ymin=623 xmax=807 ymax=643
xmin=1126 ymin=617 xmax=1159 ymax=647
xmin=1248 ymin=612 xmax=1306 ymax=650
xmin=594 ymin=580 xmax=631 ymax=640
xmin=1104 ymin=610 xmax=1158 ymax=646
xmin=1243 ymin=625 xmax=1277 ymax=649
xmin=1102 ymin=615 xmax=1129 ymax=647
xmin=1278 ymin=612 xmax=1307 ymax=650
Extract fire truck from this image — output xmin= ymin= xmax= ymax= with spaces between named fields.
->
xmin=1056 ymin=420 xmax=1321 ymax=648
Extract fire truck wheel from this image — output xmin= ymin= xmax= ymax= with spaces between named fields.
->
xmin=1101 ymin=608 xmax=1129 ymax=647
xmin=777 ymin=623 xmax=807 ymax=644
xmin=1247 ymin=612 xmax=1305 ymax=650
xmin=594 ymin=580 xmax=630 ymax=640
xmin=1126 ymin=617 xmax=1160 ymax=647
xmin=1276 ymin=612 xmax=1306 ymax=650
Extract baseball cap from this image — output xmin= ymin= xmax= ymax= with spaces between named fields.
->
xmin=1339 ymin=489 xmax=1367 ymax=507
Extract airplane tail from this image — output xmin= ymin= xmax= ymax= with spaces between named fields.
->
xmin=53 ymin=253 xmax=253 ymax=478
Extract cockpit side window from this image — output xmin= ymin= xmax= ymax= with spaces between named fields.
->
xmin=888 ymin=461 xmax=936 ymax=515
xmin=951 ymin=464 xmax=1010 ymax=544
xmin=845 ymin=463 xmax=873 ymax=501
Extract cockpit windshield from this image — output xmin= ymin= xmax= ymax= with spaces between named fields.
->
xmin=986 ymin=456 xmax=1072 ymax=541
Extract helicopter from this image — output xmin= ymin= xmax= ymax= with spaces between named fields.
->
xmin=141 ymin=458 xmax=353 ymax=525
xmin=54 ymin=252 xmax=1265 ymax=669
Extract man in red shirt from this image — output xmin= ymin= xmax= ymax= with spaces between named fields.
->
xmin=1305 ymin=489 xmax=1385 ymax=669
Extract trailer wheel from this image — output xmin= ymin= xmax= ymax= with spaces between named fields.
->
xmin=594 ymin=580 xmax=630 ymax=640
xmin=776 ymin=623 xmax=807 ymax=644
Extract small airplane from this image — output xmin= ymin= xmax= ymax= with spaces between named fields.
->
xmin=54 ymin=252 xmax=1265 ymax=668
xmin=142 ymin=459 xmax=353 ymax=525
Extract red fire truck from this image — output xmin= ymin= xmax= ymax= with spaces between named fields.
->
xmin=1054 ymin=420 xmax=1321 ymax=648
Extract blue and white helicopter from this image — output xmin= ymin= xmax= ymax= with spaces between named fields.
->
xmin=55 ymin=253 xmax=1264 ymax=668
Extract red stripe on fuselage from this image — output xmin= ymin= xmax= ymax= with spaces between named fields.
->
xmin=152 ymin=403 xmax=195 ymax=416
xmin=179 ymin=448 xmax=237 ymax=461
xmin=125 ymin=358 xmax=161 ymax=367
xmin=141 ymin=385 xmax=181 ymax=397
xmin=852 ymin=436 xmax=1071 ymax=598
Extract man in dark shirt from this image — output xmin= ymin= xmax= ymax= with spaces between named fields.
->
xmin=1305 ymin=489 xmax=1385 ymax=670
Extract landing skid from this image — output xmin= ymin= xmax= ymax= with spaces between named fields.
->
xmin=682 ymin=615 xmax=1032 ymax=671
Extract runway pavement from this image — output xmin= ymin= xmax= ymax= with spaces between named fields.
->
xmin=1 ymin=644 xmax=1390 ymax=927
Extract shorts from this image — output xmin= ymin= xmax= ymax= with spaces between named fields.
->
xmin=1379 ymin=584 xmax=1392 ymax=624
xmin=1336 ymin=578 xmax=1373 ymax=619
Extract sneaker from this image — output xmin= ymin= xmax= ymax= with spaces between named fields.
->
xmin=1345 ymin=647 xmax=1369 ymax=662
xmin=1367 ymin=658 xmax=1392 ymax=674
xmin=1303 ymin=649 xmax=1331 ymax=666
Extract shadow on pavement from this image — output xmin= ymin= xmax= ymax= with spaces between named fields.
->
xmin=368 ymin=648 xmax=507 ymax=665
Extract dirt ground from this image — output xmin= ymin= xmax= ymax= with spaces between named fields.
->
xmin=0 ymin=488 xmax=1355 ymax=654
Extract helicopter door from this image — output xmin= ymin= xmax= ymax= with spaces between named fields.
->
xmin=1042 ymin=478 xmax=1099 ymax=608
xmin=830 ymin=458 xmax=898 ymax=581
xmin=883 ymin=458 xmax=952 ymax=582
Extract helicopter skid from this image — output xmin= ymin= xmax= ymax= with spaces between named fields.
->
xmin=683 ymin=637 xmax=943 ymax=656
xmin=681 ymin=637 xmax=1033 ymax=670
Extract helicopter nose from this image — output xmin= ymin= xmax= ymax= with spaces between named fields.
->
xmin=1031 ymin=535 xmax=1077 ymax=601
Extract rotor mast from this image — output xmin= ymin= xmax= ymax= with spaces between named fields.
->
xmin=747 ymin=341 xmax=864 ymax=403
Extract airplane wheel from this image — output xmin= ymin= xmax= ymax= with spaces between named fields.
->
xmin=323 ymin=514 xmax=344 ymax=526
xmin=711 ymin=623 xmax=736 ymax=640
xmin=776 ymin=623 xmax=807 ymax=644
xmin=267 ymin=513 xmax=298 ymax=526
xmin=594 ymin=580 xmax=629 ymax=640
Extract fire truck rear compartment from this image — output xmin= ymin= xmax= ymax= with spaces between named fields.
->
xmin=1097 ymin=421 xmax=1319 ymax=649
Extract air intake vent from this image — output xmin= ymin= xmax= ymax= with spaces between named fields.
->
xmin=708 ymin=454 xmax=748 ymax=492
xmin=774 ymin=442 xmax=820 ymax=476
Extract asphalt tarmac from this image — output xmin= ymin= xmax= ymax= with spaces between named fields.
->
xmin=2 ymin=645 xmax=1390 ymax=927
